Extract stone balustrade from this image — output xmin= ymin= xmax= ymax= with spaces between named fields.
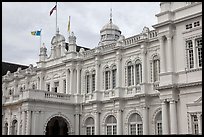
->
xmin=2 ymin=89 xmax=77 ymax=105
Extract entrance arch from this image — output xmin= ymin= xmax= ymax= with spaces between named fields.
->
xmin=45 ymin=116 xmax=70 ymax=135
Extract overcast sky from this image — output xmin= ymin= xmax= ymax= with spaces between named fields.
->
xmin=2 ymin=2 xmax=160 ymax=66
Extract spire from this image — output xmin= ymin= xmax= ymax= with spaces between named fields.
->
xmin=110 ymin=7 xmax=112 ymax=23
xmin=56 ymin=27 xmax=59 ymax=34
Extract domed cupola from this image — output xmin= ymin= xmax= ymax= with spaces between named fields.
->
xmin=51 ymin=28 xmax=65 ymax=45
xmin=50 ymin=28 xmax=66 ymax=58
xmin=99 ymin=8 xmax=121 ymax=45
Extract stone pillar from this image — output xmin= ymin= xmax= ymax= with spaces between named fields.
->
xmin=26 ymin=110 xmax=31 ymax=135
xmin=142 ymin=106 xmax=149 ymax=135
xmin=95 ymin=112 xmax=100 ymax=135
xmin=117 ymin=109 xmax=122 ymax=135
xmin=141 ymin=44 xmax=147 ymax=83
xmin=197 ymin=113 xmax=202 ymax=135
xmin=158 ymin=36 xmax=166 ymax=73
xmin=40 ymin=73 xmax=45 ymax=90
xmin=170 ymin=100 xmax=178 ymax=134
xmin=116 ymin=50 xmax=122 ymax=87
xmin=76 ymin=65 xmax=81 ymax=94
xmin=66 ymin=69 xmax=70 ymax=94
xmin=8 ymin=110 xmax=11 ymax=135
xmin=22 ymin=110 xmax=26 ymax=135
xmin=95 ymin=57 xmax=100 ymax=91
xmin=75 ymin=114 xmax=80 ymax=135
xmin=166 ymin=35 xmax=173 ymax=72
xmin=162 ymin=100 xmax=169 ymax=134
xmin=17 ymin=108 xmax=21 ymax=135
xmin=70 ymin=68 xmax=73 ymax=94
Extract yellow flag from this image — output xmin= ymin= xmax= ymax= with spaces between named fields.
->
xmin=68 ymin=16 xmax=70 ymax=32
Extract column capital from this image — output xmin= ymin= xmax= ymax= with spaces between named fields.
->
xmin=165 ymin=33 xmax=174 ymax=39
xmin=157 ymin=35 xmax=165 ymax=41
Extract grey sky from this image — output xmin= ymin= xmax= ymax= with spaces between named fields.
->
xmin=2 ymin=2 xmax=160 ymax=66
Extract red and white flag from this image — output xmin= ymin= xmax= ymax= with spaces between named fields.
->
xmin=50 ymin=4 xmax=57 ymax=16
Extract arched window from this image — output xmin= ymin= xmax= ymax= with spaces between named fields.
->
xmin=85 ymin=117 xmax=95 ymax=135
xmin=4 ymin=123 xmax=8 ymax=135
xmin=112 ymin=65 xmax=117 ymax=89
xmin=155 ymin=111 xmax=162 ymax=135
xmin=85 ymin=72 xmax=90 ymax=93
xmin=11 ymin=120 xmax=18 ymax=135
xmin=104 ymin=67 xmax=110 ymax=90
xmin=106 ymin=115 xmax=117 ymax=135
xmin=153 ymin=55 xmax=160 ymax=82
xmin=91 ymin=70 xmax=96 ymax=92
xmin=129 ymin=113 xmax=143 ymax=135
xmin=135 ymin=60 xmax=142 ymax=84
xmin=127 ymin=61 xmax=134 ymax=86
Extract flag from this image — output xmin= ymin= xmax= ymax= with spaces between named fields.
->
xmin=50 ymin=4 xmax=57 ymax=16
xmin=31 ymin=30 xmax=41 ymax=36
xmin=68 ymin=16 xmax=70 ymax=32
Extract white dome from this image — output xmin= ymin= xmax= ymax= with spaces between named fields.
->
xmin=101 ymin=22 xmax=120 ymax=32
xmin=51 ymin=33 xmax=65 ymax=44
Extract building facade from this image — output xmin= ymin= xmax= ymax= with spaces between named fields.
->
xmin=2 ymin=2 xmax=202 ymax=135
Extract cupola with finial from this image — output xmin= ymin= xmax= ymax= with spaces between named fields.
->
xmin=99 ymin=8 xmax=122 ymax=45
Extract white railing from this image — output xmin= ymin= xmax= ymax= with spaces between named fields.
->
xmin=124 ymin=34 xmax=142 ymax=46
xmin=44 ymin=92 xmax=71 ymax=100
xmin=149 ymin=30 xmax=158 ymax=39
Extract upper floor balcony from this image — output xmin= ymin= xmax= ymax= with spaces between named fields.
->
xmin=2 ymin=89 xmax=83 ymax=106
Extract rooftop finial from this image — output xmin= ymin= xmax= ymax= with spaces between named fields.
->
xmin=110 ymin=3 xmax=112 ymax=23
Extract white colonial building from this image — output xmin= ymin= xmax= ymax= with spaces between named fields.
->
xmin=2 ymin=2 xmax=202 ymax=135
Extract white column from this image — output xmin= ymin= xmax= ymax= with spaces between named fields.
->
xmin=22 ymin=111 xmax=26 ymax=135
xmin=162 ymin=100 xmax=169 ymax=134
xmin=66 ymin=69 xmax=70 ymax=94
xmin=8 ymin=110 xmax=11 ymax=135
xmin=170 ymin=100 xmax=178 ymax=134
xmin=26 ymin=110 xmax=31 ymax=135
xmin=17 ymin=108 xmax=21 ymax=135
xmin=133 ymin=65 xmax=136 ymax=86
xmin=143 ymin=106 xmax=149 ymax=135
xmin=33 ymin=111 xmax=40 ymax=135
xmin=166 ymin=35 xmax=173 ymax=72
xmin=95 ymin=112 xmax=100 ymax=135
xmin=197 ymin=113 xmax=202 ymax=135
xmin=77 ymin=66 xmax=81 ymax=94
xmin=117 ymin=109 xmax=122 ymax=135
xmin=70 ymin=68 xmax=73 ymax=94
xmin=116 ymin=52 xmax=122 ymax=87
xmin=40 ymin=73 xmax=44 ymax=90
xmin=141 ymin=44 xmax=147 ymax=83
xmin=95 ymin=58 xmax=100 ymax=91
xmin=159 ymin=36 xmax=165 ymax=73
xmin=75 ymin=114 xmax=80 ymax=135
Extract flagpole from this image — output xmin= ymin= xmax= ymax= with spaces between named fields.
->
xmin=56 ymin=2 xmax=57 ymax=35
xmin=40 ymin=29 xmax=42 ymax=47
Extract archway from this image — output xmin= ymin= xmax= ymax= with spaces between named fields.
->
xmin=45 ymin=116 xmax=70 ymax=135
